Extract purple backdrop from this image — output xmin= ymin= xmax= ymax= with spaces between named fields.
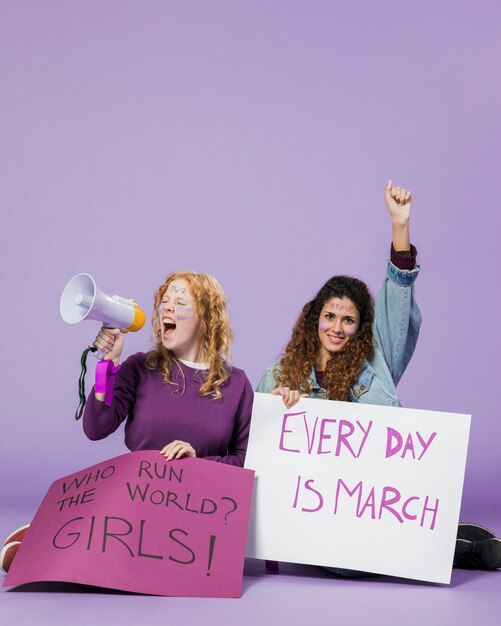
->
xmin=1 ymin=0 xmax=500 ymax=530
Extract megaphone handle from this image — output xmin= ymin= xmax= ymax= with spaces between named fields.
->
xmin=92 ymin=324 xmax=123 ymax=360
xmin=92 ymin=347 xmax=107 ymax=360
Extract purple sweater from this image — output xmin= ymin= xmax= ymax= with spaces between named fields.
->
xmin=83 ymin=353 xmax=254 ymax=467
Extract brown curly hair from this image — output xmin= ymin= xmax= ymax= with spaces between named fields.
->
xmin=276 ymin=276 xmax=374 ymax=401
xmin=145 ymin=272 xmax=233 ymax=399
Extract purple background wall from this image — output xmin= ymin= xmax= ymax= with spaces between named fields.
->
xmin=1 ymin=1 xmax=499 ymax=524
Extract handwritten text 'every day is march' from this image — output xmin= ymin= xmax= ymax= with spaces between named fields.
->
xmin=278 ymin=410 xmax=439 ymax=530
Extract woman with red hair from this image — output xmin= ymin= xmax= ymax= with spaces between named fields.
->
xmin=1 ymin=272 xmax=253 ymax=572
xmin=84 ymin=271 xmax=253 ymax=465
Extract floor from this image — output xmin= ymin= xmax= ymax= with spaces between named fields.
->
xmin=1 ymin=501 xmax=500 ymax=626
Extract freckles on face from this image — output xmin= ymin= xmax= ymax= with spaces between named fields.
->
xmin=158 ymin=279 xmax=201 ymax=358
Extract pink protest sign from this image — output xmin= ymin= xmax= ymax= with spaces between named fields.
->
xmin=4 ymin=451 xmax=255 ymax=597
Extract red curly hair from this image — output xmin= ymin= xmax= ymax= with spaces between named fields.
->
xmin=145 ymin=272 xmax=233 ymax=399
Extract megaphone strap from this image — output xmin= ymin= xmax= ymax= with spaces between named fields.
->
xmin=75 ymin=346 xmax=98 ymax=421
xmin=95 ymin=359 xmax=121 ymax=406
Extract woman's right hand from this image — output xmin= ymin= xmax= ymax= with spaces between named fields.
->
xmin=93 ymin=327 xmax=124 ymax=366
xmin=385 ymin=180 xmax=411 ymax=252
xmin=271 ymin=387 xmax=306 ymax=409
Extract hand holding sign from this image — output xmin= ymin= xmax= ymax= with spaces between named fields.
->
xmin=245 ymin=393 xmax=470 ymax=584
xmin=4 ymin=452 xmax=254 ymax=597
xmin=160 ymin=440 xmax=197 ymax=461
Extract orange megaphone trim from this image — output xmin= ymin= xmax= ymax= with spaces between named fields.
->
xmin=124 ymin=301 xmax=146 ymax=333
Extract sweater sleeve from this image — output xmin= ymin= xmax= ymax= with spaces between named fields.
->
xmin=204 ymin=376 xmax=254 ymax=467
xmin=390 ymin=242 xmax=417 ymax=270
xmin=82 ymin=355 xmax=140 ymax=441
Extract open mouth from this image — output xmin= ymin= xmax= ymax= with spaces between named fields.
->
xmin=163 ymin=320 xmax=176 ymax=338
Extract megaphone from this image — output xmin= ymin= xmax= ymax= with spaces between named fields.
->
xmin=60 ymin=273 xmax=146 ymax=334
xmin=60 ymin=274 xmax=147 ymax=421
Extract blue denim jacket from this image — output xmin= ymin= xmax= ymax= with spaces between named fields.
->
xmin=256 ymin=260 xmax=421 ymax=407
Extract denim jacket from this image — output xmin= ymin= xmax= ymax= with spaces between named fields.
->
xmin=256 ymin=260 xmax=421 ymax=407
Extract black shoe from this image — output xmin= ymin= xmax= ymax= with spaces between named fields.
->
xmin=454 ymin=538 xmax=501 ymax=570
xmin=457 ymin=522 xmax=496 ymax=542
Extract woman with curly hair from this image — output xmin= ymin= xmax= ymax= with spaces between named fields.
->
xmin=257 ymin=180 xmax=420 ymax=409
xmin=256 ymin=180 xmax=501 ymax=571
xmin=82 ymin=271 xmax=253 ymax=465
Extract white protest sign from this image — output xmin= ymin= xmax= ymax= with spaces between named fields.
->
xmin=245 ymin=393 xmax=470 ymax=584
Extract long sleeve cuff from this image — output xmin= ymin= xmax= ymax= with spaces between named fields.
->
xmin=390 ymin=242 xmax=417 ymax=270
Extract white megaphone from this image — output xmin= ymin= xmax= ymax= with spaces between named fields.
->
xmin=60 ymin=273 xmax=146 ymax=357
